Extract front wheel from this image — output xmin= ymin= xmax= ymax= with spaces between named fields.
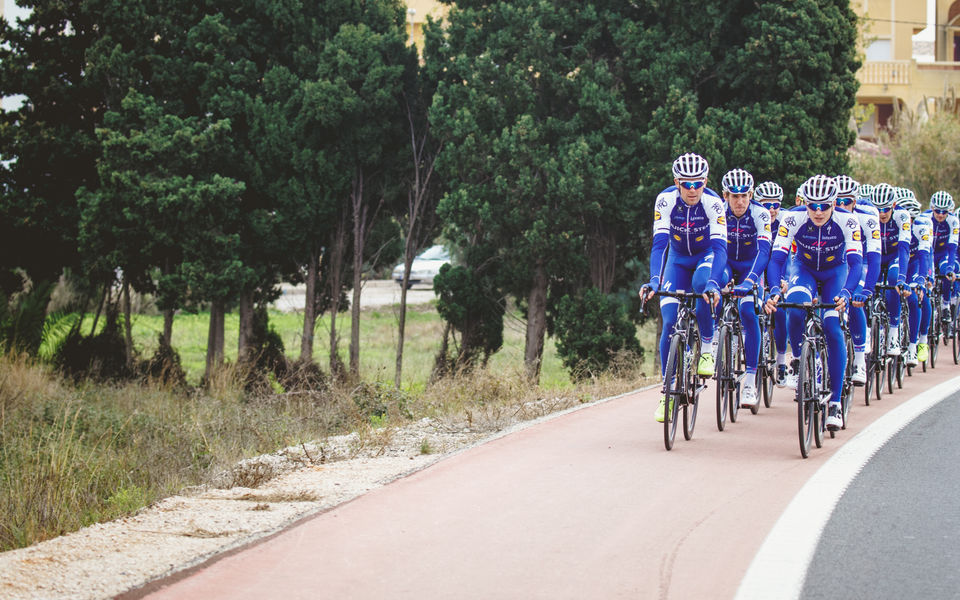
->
xmin=663 ymin=335 xmax=684 ymax=451
xmin=715 ymin=326 xmax=731 ymax=432
xmin=761 ymin=320 xmax=776 ymax=408
xmin=683 ymin=331 xmax=701 ymax=441
xmin=797 ymin=341 xmax=817 ymax=458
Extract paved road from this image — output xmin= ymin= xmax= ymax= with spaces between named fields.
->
xmin=132 ymin=363 xmax=960 ymax=600
xmin=802 ymin=388 xmax=960 ymax=600
xmin=272 ymin=280 xmax=436 ymax=312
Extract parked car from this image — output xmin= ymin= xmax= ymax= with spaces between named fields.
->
xmin=392 ymin=245 xmax=451 ymax=288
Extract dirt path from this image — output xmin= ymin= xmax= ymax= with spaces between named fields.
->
xmin=132 ymin=362 xmax=960 ymax=599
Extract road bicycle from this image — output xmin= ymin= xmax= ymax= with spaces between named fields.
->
xmin=862 ymin=289 xmax=891 ymax=405
xmin=775 ymin=301 xmax=839 ymax=458
xmin=648 ymin=291 xmax=709 ymax=450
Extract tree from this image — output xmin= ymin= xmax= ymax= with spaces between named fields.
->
xmin=429 ymin=0 xmax=639 ymax=383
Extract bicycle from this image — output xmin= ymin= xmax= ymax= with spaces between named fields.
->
xmin=647 ymin=291 xmax=709 ymax=450
xmin=714 ymin=290 xmax=751 ymax=432
xmin=926 ymin=274 xmax=954 ymax=369
xmin=775 ymin=301 xmax=838 ymax=458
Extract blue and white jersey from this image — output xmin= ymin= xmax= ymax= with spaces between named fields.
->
xmin=649 ymin=186 xmax=727 ymax=287
xmin=923 ymin=209 xmax=959 ymax=269
xmin=852 ymin=204 xmax=881 ymax=256
xmin=878 ymin=209 xmax=912 ymax=259
xmin=772 ymin=209 xmax=862 ymax=271
xmin=652 ymin=186 xmax=726 ymax=256
xmin=909 ymin=213 xmax=933 ymax=258
xmin=725 ymin=201 xmax=771 ymax=284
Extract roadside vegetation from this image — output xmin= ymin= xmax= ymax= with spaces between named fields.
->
xmin=0 ymin=301 xmax=658 ymax=552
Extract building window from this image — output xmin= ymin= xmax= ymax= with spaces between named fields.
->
xmin=866 ymin=40 xmax=892 ymax=61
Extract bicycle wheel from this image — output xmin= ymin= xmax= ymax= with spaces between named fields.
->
xmin=683 ymin=330 xmax=701 ymax=441
xmin=874 ymin=315 xmax=886 ymax=402
xmin=797 ymin=341 xmax=816 ymax=459
xmin=814 ymin=347 xmax=826 ymax=448
xmin=841 ymin=336 xmax=853 ymax=430
xmin=663 ymin=335 xmax=683 ymax=451
xmin=930 ymin=302 xmax=940 ymax=368
xmin=715 ymin=326 xmax=730 ymax=432
xmin=896 ymin=322 xmax=907 ymax=388
xmin=953 ymin=305 xmax=960 ymax=364
xmin=865 ymin=316 xmax=878 ymax=405
xmin=761 ymin=320 xmax=776 ymax=408
xmin=729 ymin=330 xmax=743 ymax=423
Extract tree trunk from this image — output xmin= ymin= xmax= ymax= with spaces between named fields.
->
xmin=90 ymin=279 xmax=110 ymax=335
xmin=394 ymin=240 xmax=415 ymax=388
xmin=524 ymin=261 xmax=548 ymax=384
xmin=588 ymin=221 xmax=617 ymax=294
xmin=205 ymin=301 xmax=225 ymax=380
xmin=162 ymin=309 xmax=174 ymax=347
xmin=349 ymin=171 xmax=366 ymax=378
xmin=328 ymin=214 xmax=349 ymax=377
xmin=238 ymin=289 xmax=255 ymax=365
xmin=122 ymin=278 xmax=133 ymax=369
xmin=299 ymin=247 xmax=320 ymax=362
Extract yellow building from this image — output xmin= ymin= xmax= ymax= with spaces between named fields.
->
xmin=404 ymin=0 xmax=447 ymax=49
xmin=855 ymin=0 xmax=960 ymax=139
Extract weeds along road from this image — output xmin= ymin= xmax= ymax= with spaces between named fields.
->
xmin=134 ymin=361 xmax=960 ymax=600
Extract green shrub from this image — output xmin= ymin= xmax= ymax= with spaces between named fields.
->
xmin=553 ymin=288 xmax=641 ymax=381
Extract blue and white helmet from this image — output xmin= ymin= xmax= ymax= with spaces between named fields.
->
xmin=899 ymin=196 xmax=922 ymax=218
xmin=800 ymin=175 xmax=838 ymax=204
xmin=871 ymin=183 xmax=896 ymax=209
xmin=721 ymin=168 xmax=754 ymax=194
xmin=833 ymin=175 xmax=859 ymax=198
xmin=672 ymin=153 xmax=709 ymax=180
xmin=754 ymin=181 xmax=784 ymax=203
xmin=858 ymin=183 xmax=875 ymax=201
xmin=930 ymin=190 xmax=954 ymax=211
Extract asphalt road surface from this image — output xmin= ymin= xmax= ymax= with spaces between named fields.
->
xmin=132 ymin=360 xmax=960 ymax=600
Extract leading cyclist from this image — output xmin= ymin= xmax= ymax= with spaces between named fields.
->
xmin=764 ymin=175 xmax=863 ymax=431
xmin=641 ymin=153 xmax=728 ymax=422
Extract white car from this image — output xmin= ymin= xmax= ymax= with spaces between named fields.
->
xmin=392 ymin=245 xmax=451 ymax=288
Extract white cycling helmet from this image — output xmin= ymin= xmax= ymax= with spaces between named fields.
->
xmin=755 ymin=181 xmax=784 ymax=203
xmin=899 ymin=197 xmax=922 ymax=218
xmin=721 ymin=168 xmax=754 ymax=194
xmin=672 ymin=153 xmax=709 ymax=180
xmin=800 ymin=174 xmax=838 ymax=204
xmin=930 ymin=190 xmax=954 ymax=211
xmin=871 ymin=183 xmax=896 ymax=209
xmin=858 ymin=183 xmax=874 ymax=200
xmin=893 ymin=187 xmax=916 ymax=203
xmin=833 ymin=175 xmax=859 ymax=198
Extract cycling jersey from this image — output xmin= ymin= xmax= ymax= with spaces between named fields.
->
xmin=878 ymin=208 xmax=912 ymax=285
xmin=907 ymin=213 xmax=933 ymax=286
xmin=725 ymin=200 xmax=772 ymax=283
xmin=649 ymin=186 xmax=727 ymax=288
xmin=923 ymin=209 xmax=959 ymax=274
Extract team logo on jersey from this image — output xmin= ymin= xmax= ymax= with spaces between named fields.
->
xmin=827 ymin=255 xmax=835 ymax=261
xmin=852 ymin=230 xmax=861 ymax=241
xmin=784 ymin=216 xmax=797 ymax=227
xmin=674 ymin=235 xmax=682 ymax=241
xmin=954 ymin=228 xmax=959 ymax=235
xmin=654 ymin=211 xmax=661 ymax=220
xmin=764 ymin=223 xmax=771 ymax=232
xmin=778 ymin=226 xmax=789 ymax=237
xmin=903 ymin=222 xmax=910 ymax=230
xmin=716 ymin=215 xmax=726 ymax=225
xmin=872 ymin=230 xmax=880 ymax=239
xmin=867 ymin=219 xmax=877 ymax=229
xmin=922 ymin=233 xmax=930 ymax=241
xmin=695 ymin=235 xmax=704 ymax=242
xmin=657 ymin=198 xmax=668 ymax=209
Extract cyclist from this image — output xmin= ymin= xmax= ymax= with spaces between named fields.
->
xmin=858 ymin=183 xmax=875 ymax=205
xmin=764 ymin=175 xmax=863 ymax=431
xmin=897 ymin=193 xmax=933 ymax=366
xmin=873 ymin=183 xmax=912 ymax=356
xmin=835 ymin=175 xmax=881 ymax=385
xmin=641 ymin=153 xmax=727 ymax=422
xmin=719 ymin=169 xmax=772 ymax=408
xmin=756 ymin=181 xmax=790 ymax=382
xmin=925 ymin=190 xmax=958 ymax=322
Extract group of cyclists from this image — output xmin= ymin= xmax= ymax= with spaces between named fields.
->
xmin=640 ymin=152 xmax=959 ymax=436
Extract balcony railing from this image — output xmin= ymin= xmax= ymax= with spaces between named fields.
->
xmin=858 ymin=60 xmax=912 ymax=85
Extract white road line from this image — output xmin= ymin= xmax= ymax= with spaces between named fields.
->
xmin=734 ymin=374 xmax=960 ymax=600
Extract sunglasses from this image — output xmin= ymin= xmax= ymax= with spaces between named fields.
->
xmin=726 ymin=185 xmax=751 ymax=194
xmin=761 ymin=202 xmax=781 ymax=210
xmin=807 ymin=202 xmax=832 ymax=212
xmin=679 ymin=180 xmax=705 ymax=190
xmin=877 ymin=206 xmax=893 ymax=213
xmin=934 ymin=209 xmax=950 ymax=215
xmin=836 ymin=196 xmax=855 ymax=206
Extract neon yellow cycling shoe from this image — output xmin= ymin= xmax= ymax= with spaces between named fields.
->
xmin=917 ymin=343 xmax=929 ymax=363
xmin=654 ymin=395 xmax=673 ymax=423
xmin=697 ymin=353 xmax=715 ymax=377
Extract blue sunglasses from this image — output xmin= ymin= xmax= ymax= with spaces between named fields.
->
xmin=726 ymin=185 xmax=751 ymax=194
xmin=679 ymin=180 xmax=705 ymax=190
xmin=807 ymin=202 xmax=833 ymax=212
xmin=934 ymin=208 xmax=950 ymax=215
xmin=836 ymin=196 xmax=855 ymax=206
xmin=877 ymin=206 xmax=893 ymax=213
xmin=761 ymin=202 xmax=781 ymax=210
